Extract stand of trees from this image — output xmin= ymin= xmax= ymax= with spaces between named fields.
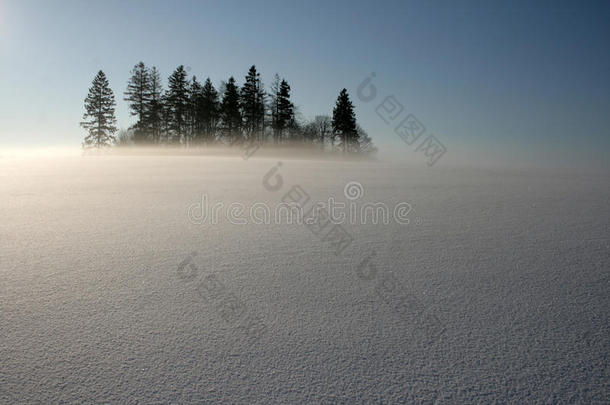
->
xmin=81 ymin=63 xmax=376 ymax=155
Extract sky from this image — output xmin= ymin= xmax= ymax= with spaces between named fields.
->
xmin=0 ymin=0 xmax=609 ymax=171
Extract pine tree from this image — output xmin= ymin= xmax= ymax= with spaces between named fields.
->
xmin=124 ymin=62 xmax=150 ymax=143
xmin=277 ymin=79 xmax=294 ymax=141
xmin=200 ymin=78 xmax=220 ymax=143
xmin=160 ymin=92 xmax=172 ymax=144
xmin=240 ymin=65 xmax=266 ymax=142
xmin=188 ymin=76 xmax=204 ymax=144
xmin=269 ymin=74 xmax=281 ymax=143
xmin=146 ymin=66 xmax=164 ymax=144
xmin=269 ymin=76 xmax=294 ymax=143
xmin=220 ymin=76 xmax=242 ymax=143
xmin=80 ymin=70 xmax=117 ymax=148
xmin=332 ymin=88 xmax=358 ymax=153
xmin=166 ymin=65 xmax=189 ymax=145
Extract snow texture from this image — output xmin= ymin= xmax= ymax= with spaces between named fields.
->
xmin=1 ymin=156 xmax=608 ymax=403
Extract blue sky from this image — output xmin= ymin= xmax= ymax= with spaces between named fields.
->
xmin=1 ymin=0 xmax=608 ymax=170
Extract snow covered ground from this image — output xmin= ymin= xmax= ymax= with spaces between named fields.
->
xmin=1 ymin=155 xmax=608 ymax=403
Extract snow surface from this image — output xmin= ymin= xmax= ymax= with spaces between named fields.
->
xmin=1 ymin=155 xmax=608 ymax=404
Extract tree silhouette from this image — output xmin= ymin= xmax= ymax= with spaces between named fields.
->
xmin=81 ymin=70 xmax=117 ymax=148
xmin=269 ymin=74 xmax=281 ymax=143
xmin=312 ymin=115 xmax=332 ymax=148
xmin=124 ymin=62 xmax=150 ymax=142
xmin=357 ymin=125 xmax=377 ymax=155
xmin=146 ymin=66 xmax=164 ymax=144
xmin=221 ymin=76 xmax=242 ymax=143
xmin=84 ymin=62 xmax=376 ymax=155
xmin=165 ymin=65 xmax=189 ymax=145
xmin=240 ymin=65 xmax=266 ymax=143
xmin=332 ymin=88 xmax=358 ymax=153
xmin=277 ymin=79 xmax=294 ymax=141
xmin=188 ymin=76 xmax=204 ymax=143
xmin=200 ymin=78 xmax=220 ymax=143
xmin=269 ymin=75 xmax=295 ymax=144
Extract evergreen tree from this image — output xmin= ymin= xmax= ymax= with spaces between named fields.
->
xmin=200 ymin=78 xmax=220 ymax=143
xmin=160 ymin=91 xmax=172 ymax=144
xmin=188 ymin=76 xmax=204 ymax=143
xmin=80 ymin=70 xmax=117 ymax=148
xmin=240 ymin=65 xmax=266 ymax=142
xmin=124 ymin=62 xmax=150 ymax=143
xmin=165 ymin=65 xmax=189 ymax=145
xmin=332 ymin=88 xmax=358 ymax=153
xmin=269 ymin=76 xmax=294 ymax=143
xmin=269 ymin=74 xmax=281 ymax=143
xmin=277 ymin=79 xmax=294 ymax=141
xmin=220 ymin=76 xmax=242 ymax=142
xmin=146 ymin=66 xmax=164 ymax=144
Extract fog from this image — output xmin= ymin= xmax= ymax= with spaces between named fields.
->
xmin=1 ymin=153 xmax=608 ymax=403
